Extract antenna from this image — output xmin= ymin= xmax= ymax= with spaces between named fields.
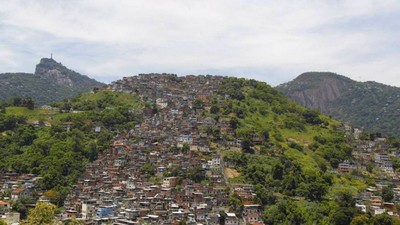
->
xmin=51 ymin=53 xmax=53 ymax=59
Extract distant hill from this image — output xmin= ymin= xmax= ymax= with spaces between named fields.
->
xmin=277 ymin=72 xmax=400 ymax=137
xmin=0 ymin=58 xmax=104 ymax=105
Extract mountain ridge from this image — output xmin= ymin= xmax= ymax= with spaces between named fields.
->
xmin=277 ymin=72 xmax=400 ymax=137
xmin=0 ymin=58 xmax=104 ymax=105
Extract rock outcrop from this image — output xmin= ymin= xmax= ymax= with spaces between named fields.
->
xmin=0 ymin=58 xmax=103 ymax=105
xmin=35 ymin=58 xmax=101 ymax=89
xmin=277 ymin=72 xmax=352 ymax=112
xmin=277 ymin=72 xmax=400 ymax=137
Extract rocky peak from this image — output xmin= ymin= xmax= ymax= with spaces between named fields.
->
xmin=34 ymin=58 xmax=75 ymax=87
xmin=277 ymin=72 xmax=400 ymax=137
xmin=277 ymin=72 xmax=353 ymax=112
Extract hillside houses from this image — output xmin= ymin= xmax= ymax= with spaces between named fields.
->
xmin=2 ymin=74 xmax=400 ymax=224
xmin=61 ymin=74 xmax=262 ymax=224
xmin=348 ymin=128 xmax=400 ymax=216
xmin=0 ymin=173 xmax=42 ymax=224
xmin=0 ymin=173 xmax=41 ymax=200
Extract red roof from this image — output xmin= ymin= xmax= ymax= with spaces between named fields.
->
xmin=11 ymin=188 xmax=24 ymax=194
xmin=250 ymin=222 xmax=265 ymax=225
xmin=0 ymin=201 xmax=9 ymax=205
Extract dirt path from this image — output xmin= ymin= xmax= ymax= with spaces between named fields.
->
xmin=225 ymin=168 xmax=240 ymax=179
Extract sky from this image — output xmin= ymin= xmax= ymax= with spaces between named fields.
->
xmin=0 ymin=0 xmax=400 ymax=86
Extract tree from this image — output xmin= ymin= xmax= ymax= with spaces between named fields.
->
xmin=84 ymin=141 xmax=98 ymax=161
xmin=332 ymin=207 xmax=357 ymax=225
xmin=65 ymin=219 xmax=84 ymax=225
xmin=187 ymin=166 xmax=205 ymax=183
xmin=331 ymin=189 xmax=359 ymax=225
xmin=21 ymin=202 xmax=57 ymax=225
xmin=336 ymin=190 xmax=356 ymax=208
xmin=11 ymin=198 xmax=33 ymax=219
xmin=303 ymin=109 xmax=324 ymax=125
xmin=241 ymin=139 xmax=253 ymax=153
xmin=219 ymin=211 xmax=227 ymax=225
xmin=182 ymin=143 xmax=190 ymax=153
xmin=262 ymin=130 xmax=270 ymax=141
xmin=351 ymin=214 xmax=371 ymax=225
xmin=12 ymin=97 xmax=22 ymax=106
xmin=44 ymin=189 xmax=61 ymax=205
xmin=373 ymin=213 xmax=393 ymax=225
xmin=210 ymin=105 xmax=219 ymax=114
xmin=24 ymin=98 xmax=35 ymax=110
xmin=102 ymin=110 xmax=125 ymax=127
xmin=229 ymin=192 xmax=243 ymax=215
xmin=230 ymin=117 xmax=239 ymax=130
xmin=382 ymin=186 xmax=394 ymax=202
xmin=15 ymin=125 xmax=37 ymax=146
xmin=297 ymin=179 xmax=327 ymax=202
xmin=193 ymin=98 xmax=204 ymax=110
xmin=366 ymin=162 xmax=374 ymax=173
xmin=254 ymin=184 xmax=276 ymax=205
xmin=44 ymin=186 xmax=70 ymax=206
xmin=272 ymin=164 xmax=283 ymax=180
xmin=264 ymin=200 xmax=304 ymax=225
xmin=140 ymin=163 xmax=155 ymax=177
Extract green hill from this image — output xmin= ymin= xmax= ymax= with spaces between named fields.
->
xmin=0 ymin=90 xmax=143 ymax=209
xmin=215 ymin=78 xmax=367 ymax=224
xmin=0 ymin=74 xmax=396 ymax=224
xmin=0 ymin=58 xmax=104 ymax=106
xmin=106 ymin=74 xmax=382 ymax=224
xmin=277 ymin=72 xmax=400 ymax=137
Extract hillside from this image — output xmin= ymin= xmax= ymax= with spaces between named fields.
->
xmin=0 ymin=58 xmax=104 ymax=106
xmin=0 ymin=90 xmax=143 ymax=216
xmin=97 ymin=75 xmax=373 ymax=224
xmin=1 ymin=74 xmax=398 ymax=224
xmin=277 ymin=72 xmax=400 ymax=137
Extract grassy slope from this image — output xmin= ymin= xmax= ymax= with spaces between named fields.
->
xmin=70 ymin=90 xmax=144 ymax=110
xmin=218 ymin=78 xmax=369 ymax=223
xmin=6 ymin=107 xmax=58 ymax=123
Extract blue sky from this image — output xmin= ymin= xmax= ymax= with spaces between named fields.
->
xmin=0 ymin=0 xmax=399 ymax=86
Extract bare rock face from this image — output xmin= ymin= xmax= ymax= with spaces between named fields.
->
xmin=277 ymin=72 xmax=400 ymax=137
xmin=34 ymin=58 xmax=103 ymax=91
xmin=277 ymin=72 xmax=352 ymax=113
xmin=35 ymin=58 xmax=74 ymax=87
xmin=36 ymin=67 xmax=74 ymax=87
xmin=0 ymin=57 xmax=103 ymax=105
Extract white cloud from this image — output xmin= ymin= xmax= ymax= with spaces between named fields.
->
xmin=0 ymin=0 xmax=400 ymax=86
xmin=0 ymin=47 xmax=17 ymax=66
